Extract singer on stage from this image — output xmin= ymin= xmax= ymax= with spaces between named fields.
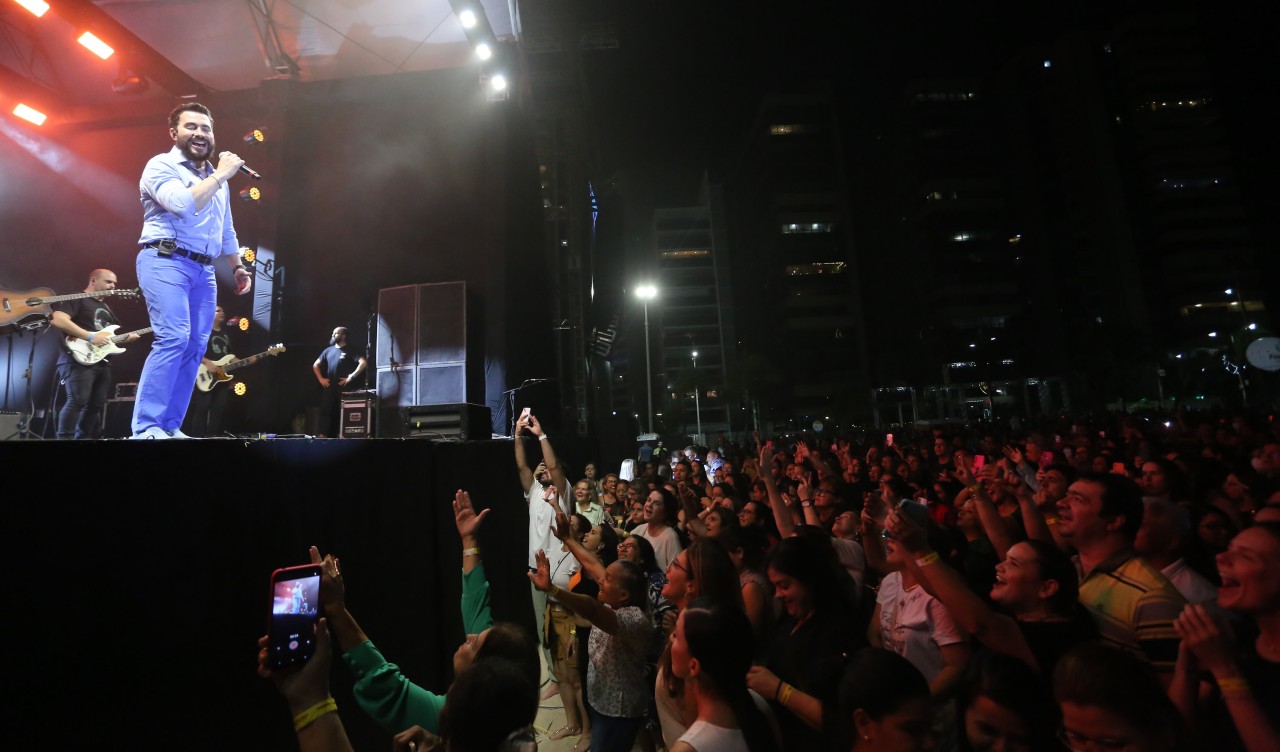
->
xmin=132 ymin=103 xmax=252 ymax=440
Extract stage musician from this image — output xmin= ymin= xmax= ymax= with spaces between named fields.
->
xmin=132 ymin=102 xmax=252 ymax=440
xmin=183 ymin=305 xmax=232 ymax=437
xmin=49 ymin=269 xmax=140 ymax=439
xmin=312 ymin=326 xmax=367 ymax=437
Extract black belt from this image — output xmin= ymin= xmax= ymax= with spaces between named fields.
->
xmin=142 ymin=241 xmax=214 ymax=266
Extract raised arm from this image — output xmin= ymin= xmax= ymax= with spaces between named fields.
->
xmin=551 ymin=509 xmax=606 ymax=583
xmin=528 ymin=414 xmax=567 ymax=494
xmin=955 ymin=462 xmax=1016 ymax=560
xmin=527 ymin=550 xmax=619 ymax=633
xmin=513 ymin=416 xmax=534 ymax=493
xmin=676 ymin=482 xmax=708 ymax=539
xmin=760 ymin=443 xmax=797 ymax=539
xmin=883 ymin=512 xmax=1038 ymax=669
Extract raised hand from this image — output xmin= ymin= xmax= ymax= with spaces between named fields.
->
xmin=551 ymin=509 xmax=571 ymax=542
xmin=884 ymin=509 xmax=928 ymax=555
xmin=257 ymin=617 xmax=332 ymax=713
xmin=526 ymin=549 xmax=552 ymax=592
xmin=1002 ymin=445 xmax=1024 ymax=465
xmin=1174 ymin=604 xmax=1237 ymax=677
xmin=309 ymin=545 xmax=345 ymax=614
xmin=452 ymin=489 xmax=490 ymax=540
xmin=953 ymin=460 xmax=976 ymax=488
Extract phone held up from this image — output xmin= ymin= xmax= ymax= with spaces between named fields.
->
xmin=266 ymin=563 xmax=323 ymax=670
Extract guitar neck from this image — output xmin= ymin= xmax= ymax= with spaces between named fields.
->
xmin=111 ymin=327 xmax=152 ymax=344
xmin=225 ymin=351 xmax=271 ymax=372
xmin=41 ymin=290 xmax=125 ymax=304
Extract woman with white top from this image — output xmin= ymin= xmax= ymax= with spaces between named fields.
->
xmin=670 ymin=599 xmax=779 ymax=752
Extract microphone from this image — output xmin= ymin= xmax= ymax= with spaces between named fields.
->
xmin=238 ymin=163 xmax=262 ymax=180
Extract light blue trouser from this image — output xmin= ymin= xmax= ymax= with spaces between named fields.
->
xmin=132 ymin=249 xmax=216 ymax=434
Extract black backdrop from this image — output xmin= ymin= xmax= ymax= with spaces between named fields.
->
xmin=3 ymin=438 xmax=541 ymax=750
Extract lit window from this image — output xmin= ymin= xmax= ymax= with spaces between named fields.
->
xmin=953 ymin=232 xmax=973 ymax=242
xmin=770 ymin=124 xmax=810 ymax=136
xmin=785 ymin=262 xmax=847 ymax=276
xmin=781 ymin=222 xmax=834 ymax=234
xmin=659 ymin=248 xmax=711 ymax=259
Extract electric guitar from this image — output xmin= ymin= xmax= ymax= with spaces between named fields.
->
xmin=65 ymin=325 xmax=154 ymax=365
xmin=195 ymin=344 xmax=285 ymax=392
xmin=0 ymin=288 xmax=141 ymax=332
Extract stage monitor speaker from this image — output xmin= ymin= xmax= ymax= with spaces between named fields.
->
xmin=381 ymin=403 xmax=491 ymax=441
xmin=0 ymin=411 xmax=21 ymax=440
xmin=375 ymin=281 xmax=473 ymax=413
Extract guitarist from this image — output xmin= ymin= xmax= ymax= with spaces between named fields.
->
xmin=49 ymin=269 xmax=141 ymax=439
xmin=183 ymin=305 xmax=232 ymax=437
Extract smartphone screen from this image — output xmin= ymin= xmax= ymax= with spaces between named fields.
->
xmin=1111 ymin=461 xmax=1127 ymax=475
xmin=886 ymin=433 xmax=894 ymax=446
xmin=972 ymin=454 xmax=986 ymax=472
xmin=267 ymin=564 xmax=322 ymax=669
xmin=1040 ymin=451 xmax=1054 ymax=469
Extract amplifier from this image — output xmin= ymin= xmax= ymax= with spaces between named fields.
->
xmin=102 ymin=399 xmax=134 ymax=439
xmin=383 ymin=403 xmax=491 ymax=440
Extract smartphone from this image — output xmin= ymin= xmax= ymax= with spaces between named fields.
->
xmin=266 ymin=563 xmax=322 ymax=670
xmin=1111 ymin=461 xmax=1127 ymax=475
xmin=972 ymin=454 xmax=986 ymax=472
xmin=519 ymin=406 xmax=531 ymax=423
xmin=1039 ymin=451 xmax=1054 ymax=469
xmin=886 ymin=433 xmax=894 ymax=446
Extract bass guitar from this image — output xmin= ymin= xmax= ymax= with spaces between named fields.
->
xmin=0 ymin=288 xmax=141 ymax=332
xmin=195 ymin=344 xmax=285 ymax=392
xmin=65 ymin=325 xmax=154 ymax=365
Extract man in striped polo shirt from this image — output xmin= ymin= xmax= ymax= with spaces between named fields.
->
xmin=1056 ymin=471 xmax=1186 ymax=681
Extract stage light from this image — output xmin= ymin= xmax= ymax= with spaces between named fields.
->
xmin=12 ymin=103 xmax=47 ymax=126
xmin=233 ymin=382 xmax=247 ymax=396
xmin=238 ymin=317 xmax=250 ymax=332
xmin=475 ymin=42 xmax=492 ymax=61
xmin=15 ymin=0 xmax=49 ymax=17
xmin=458 ymin=9 xmax=477 ymax=28
xmin=240 ymin=187 xmax=262 ymax=201
xmin=241 ymin=247 xmax=257 ymax=263
xmin=78 ymin=32 xmax=115 ymax=60
xmin=489 ymin=74 xmax=507 ymax=92
xmin=243 ymin=129 xmax=266 ymax=143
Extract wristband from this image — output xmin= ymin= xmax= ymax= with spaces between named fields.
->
xmin=538 ymin=434 xmax=549 ymax=441
xmin=778 ymin=682 xmax=795 ymax=706
xmin=774 ymin=680 xmax=784 ymax=701
xmin=293 ymin=697 xmax=337 ymax=732
xmin=462 ymin=547 xmax=480 ymax=557
xmin=548 ymin=584 xmax=560 ymax=599
xmin=1217 ymin=676 xmax=1249 ymax=696
xmin=915 ymin=552 xmax=940 ymax=567
xmin=967 ymin=484 xmax=981 ymax=495
xmin=233 ymin=264 xmax=248 ymax=273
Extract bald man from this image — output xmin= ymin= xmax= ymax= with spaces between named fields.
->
xmin=312 ymin=325 xmax=367 ymax=437
xmin=49 ymin=269 xmax=141 ymax=439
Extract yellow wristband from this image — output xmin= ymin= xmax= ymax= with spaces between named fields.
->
xmin=778 ymin=682 xmax=795 ymax=707
xmin=1217 ymin=676 xmax=1249 ymax=695
xmin=463 ymin=547 xmax=480 ymax=557
xmin=293 ymin=697 xmax=337 ymax=732
xmin=1044 ymin=516 xmax=1060 ymax=526
xmin=967 ymin=484 xmax=981 ymax=495
xmin=915 ymin=552 xmax=940 ymax=567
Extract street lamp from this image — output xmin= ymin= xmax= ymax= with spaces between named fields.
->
xmin=691 ymin=350 xmax=702 ymax=443
xmin=635 ymin=284 xmax=657 ymax=434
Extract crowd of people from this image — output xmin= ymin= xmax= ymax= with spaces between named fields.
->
xmin=258 ymin=409 xmax=1280 ymax=752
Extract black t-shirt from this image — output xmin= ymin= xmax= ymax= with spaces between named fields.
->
xmin=205 ymin=328 xmax=231 ymax=361
xmin=52 ymin=297 xmax=119 ymax=365
xmin=316 ymin=345 xmax=361 ymax=387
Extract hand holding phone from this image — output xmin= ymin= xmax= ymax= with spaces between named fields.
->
xmin=267 ymin=563 xmax=323 ymax=669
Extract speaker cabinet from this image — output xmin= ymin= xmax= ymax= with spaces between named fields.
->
xmin=380 ymin=403 xmax=491 ymax=441
xmin=374 ymin=282 xmax=475 ymax=413
xmin=102 ymin=399 xmax=134 ymax=439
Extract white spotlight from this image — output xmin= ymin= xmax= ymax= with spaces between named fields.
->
xmin=459 ymin=9 xmax=477 ymax=28
xmin=475 ymin=42 xmax=492 ymax=61
xmin=489 ymin=74 xmax=507 ymax=92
